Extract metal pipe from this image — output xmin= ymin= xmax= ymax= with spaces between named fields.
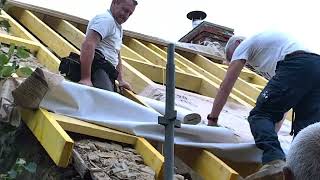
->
xmin=163 ymin=43 xmax=176 ymax=180
xmin=158 ymin=43 xmax=180 ymax=180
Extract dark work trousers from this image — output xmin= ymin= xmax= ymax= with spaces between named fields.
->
xmin=90 ymin=51 xmax=118 ymax=92
xmin=92 ymin=68 xmax=114 ymax=91
xmin=248 ymin=52 xmax=320 ymax=164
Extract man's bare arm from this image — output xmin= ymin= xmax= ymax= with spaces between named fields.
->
xmin=116 ymin=53 xmax=132 ymax=91
xmin=79 ymin=30 xmax=101 ymax=86
xmin=208 ymin=60 xmax=246 ymax=125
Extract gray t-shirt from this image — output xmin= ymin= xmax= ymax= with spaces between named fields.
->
xmin=86 ymin=10 xmax=123 ymax=67
xmin=231 ymin=31 xmax=308 ymax=79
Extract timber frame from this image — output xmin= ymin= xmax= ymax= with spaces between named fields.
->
xmin=0 ymin=8 xmax=164 ymax=179
xmin=1 ymin=2 xmax=277 ymax=178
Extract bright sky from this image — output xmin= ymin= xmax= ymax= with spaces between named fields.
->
xmin=20 ymin=0 xmax=320 ymax=53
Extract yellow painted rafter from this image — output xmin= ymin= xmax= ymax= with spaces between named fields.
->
xmin=160 ymin=46 xmax=255 ymax=106
xmin=0 ymin=33 xmax=39 ymax=53
xmin=135 ymin=138 xmax=164 ymax=180
xmin=8 ymin=6 xmax=79 ymax=57
xmin=0 ymin=10 xmax=37 ymax=41
xmin=51 ymin=113 xmax=164 ymax=179
xmin=145 ymin=42 xmax=199 ymax=75
xmin=124 ymin=56 xmax=250 ymax=106
xmin=124 ymin=37 xmax=185 ymax=72
xmin=21 ymin=109 xmax=74 ymax=167
xmin=43 ymin=15 xmax=85 ymax=50
xmin=175 ymin=147 xmax=240 ymax=180
xmin=3 ymin=5 xmax=252 ymax=178
xmin=124 ymin=56 xmax=202 ymax=92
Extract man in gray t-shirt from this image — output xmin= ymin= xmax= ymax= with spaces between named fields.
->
xmin=207 ymin=31 xmax=320 ymax=179
xmin=79 ymin=0 xmax=137 ymax=91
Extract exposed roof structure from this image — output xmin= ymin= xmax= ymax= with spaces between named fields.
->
xmin=0 ymin=1 xmax=274 ymax=179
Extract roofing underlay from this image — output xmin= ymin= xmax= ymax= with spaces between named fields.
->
xmin=0 ymin=1 xmax=291 ymax=179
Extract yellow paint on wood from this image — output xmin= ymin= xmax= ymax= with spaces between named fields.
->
xmin=216 ymin=62 xmax=267 ymax=86
xmin=135 ymin=138 xmax=164 ymax=180
xmin=193 ymin=55 xmax=261 ymax=105
xmin=175 ymin=146 xmax=241 ymax=180
xmin=163 ymin=47 xmax=255 ymax=106
xmin=124 ymin=56 xmax=202 ymax=92
xmin=8 ymin=7 xmax=79 ymax=57
xmin=120 ymin=88 xmax=153 ymax=108
xmin=36 ymin=47 xmax=60 ymax=72
xmin=124 ymin=37 xmax=185 ymax=72
xmin=121 ymin=44 xmax=152 ymax=63
xmin=21 ymin=109 xmax=74 ymax=167
xmin=43 ymin=15 xmax=85 ymax=49
xmin=51 ymin=113 xmax=137 ymax=145
xmin=52 ymin=113 xmax=165 ymax=179
xmin=0 ymin=10 xmax=37 ymax=41
xmin=146 ymin=43 xmax=198 ymax=75
xmin=122 ymin=60 xmax=156 ymax=94
xmin=194 ymin=150 xmax=240 ymax=180
xmin=0 ymin=9 xmax=60 ymax=72
xmin=0 ymin=33 xmax=39 ymax=53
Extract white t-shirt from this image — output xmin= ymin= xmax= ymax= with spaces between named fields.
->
xmin=231 ymin=31 xmax=308 ymax=80
xmin=86 ymin=10 xmax=123 ymax=67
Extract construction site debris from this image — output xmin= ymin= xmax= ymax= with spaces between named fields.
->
xmin=74 ymin=139 xmax=156 ymax=180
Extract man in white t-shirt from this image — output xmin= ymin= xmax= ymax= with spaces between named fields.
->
xmin=79 ymin=0 xmax=137 ymax=91
xmin=206 ymin=31 xmax=320 ymax=179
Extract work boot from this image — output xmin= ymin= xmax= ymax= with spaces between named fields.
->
xmin=245 ymin=160 xmax=286 ymax=180
xmin=12 ymin=68 xmax=49 ymax=110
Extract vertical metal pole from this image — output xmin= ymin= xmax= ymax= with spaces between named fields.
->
xmin=164 ymin=43 xmax=175 ymax=180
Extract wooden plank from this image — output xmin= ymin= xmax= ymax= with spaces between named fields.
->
xmin=52 ymin=113 xmax=165 ymax=179
xmin=36 ymin=47 xmax=60 ymax=73
xmin=0 ymin=33 xmax=39 ymax=53
xmin=124 ymin=56 xmax=202 ymax=92
xmin=121 ymin=44 xmax=152 ymax=64
xmin=249 ymin=83 xmax=265 ymax=90
xmin=124 ymin=56 xmax=249 ymax=105
xmin=124 ymin=30 xmax=224 ymax=62
xmin=192 ymin=54 xmax=261 ymax=106
xmin=145 ymin=42 xmax=198 ymax=75
xmin=123 ymin=37 xmax=185 ymax=72
xmin=122 ymin=60 xmax=156 ymax=94
xmin=175 ymin=146 xmax=241 ymax=180
xmin=0 ymin=10 xmax=37 ymax=41
xmin=43 ymin=15 xmax=84 ymax=50
xmin=121 ymin=88 xmax=153 ymax=108
xmin=51 ymin=113 xmax=137 ymax=145
xmin=162 ymin=46 xmax=255 ymax=106
xmin=218 ymin=64 xmax=267 ymax=86
xmin=12 ymin=9 xmax=154 ymax=104
xmin=0 ymin=10 xmax=61 ymax=72
xmin=8 ymin=6 xmax=79 ymax=57
xmin=135 ymin=138 xmax=164 ymax=180
xmin=21 ymin=109 xmax=74 ymax=167
xmin=6 ymin=0 xmax=225 ymax=61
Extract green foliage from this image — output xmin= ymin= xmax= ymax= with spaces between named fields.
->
xmin=16 ymin=46 xmax=30 ymax=59
xmin=0 ymin=0 xmax=8 ymax=30
xmin=0 ymin=44 xmax=32 ymax=78
xmin=0 ymin=158 xmax=37 ymax=179
xmin=16 ymin=67 xmax=33 ymax=78
xmin=0 ymin=20 xmax=10 ymax=32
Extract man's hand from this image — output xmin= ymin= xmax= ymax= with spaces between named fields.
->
xmin=207 ymin=114 xmax=219 ymax=127
xmin=79 ymin=78 xmax=93 ymax=87
xmin=118 ymin=80 xmax=132 ymax=91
